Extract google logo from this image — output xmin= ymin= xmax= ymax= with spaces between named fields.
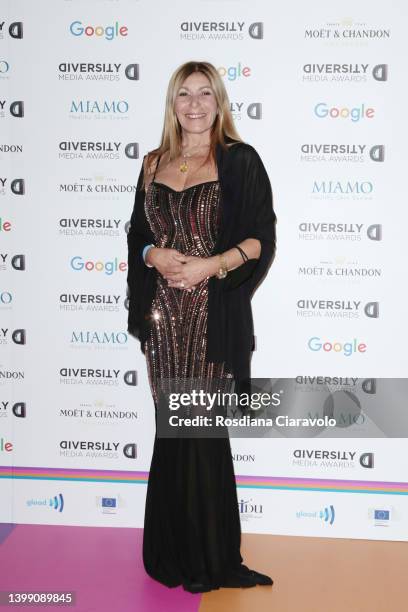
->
xmin=69 ymin=21 xmax=128 ymax=41
xmin=308 ymin=337 xmax=367 ymax=356
xmin=218 ymin=63 xmax=251 ymax=81
xmin=314 ymin=102 xmax=375 ymax=122
xmin=70 ymin=256 xmax=127 ymax=275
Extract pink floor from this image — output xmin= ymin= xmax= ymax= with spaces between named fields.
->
xmin=0 ymin=524 xmax=201 ymax=612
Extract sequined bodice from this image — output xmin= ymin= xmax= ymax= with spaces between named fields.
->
xmin=145 ymin=180 xmax=221 ymax=257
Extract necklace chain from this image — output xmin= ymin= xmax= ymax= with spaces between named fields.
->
xmin=179 ymin=143 xmax=210 ymax=173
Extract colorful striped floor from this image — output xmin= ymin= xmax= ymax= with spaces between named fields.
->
xmin=0 ymin=523 xmax=406 ymax=611
xmin=2 ymin=465 xmax=407 ymax=495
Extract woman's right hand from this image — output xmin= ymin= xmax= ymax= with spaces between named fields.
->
xmin=146 ymin=248 xmax=195 ymax=290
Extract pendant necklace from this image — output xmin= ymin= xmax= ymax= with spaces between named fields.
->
xmin=180 ymin=155 xmax=189 ymax=173
xmin=179 ymin=144 xmax=210 ymax=173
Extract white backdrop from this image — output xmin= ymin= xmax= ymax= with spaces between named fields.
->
xmin=1 ymin=0 xmax=408 ymax=541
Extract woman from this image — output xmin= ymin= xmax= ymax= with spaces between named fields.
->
xmin=127 ymin=61 xmax=277 ymax=593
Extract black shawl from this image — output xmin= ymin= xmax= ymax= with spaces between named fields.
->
xmin=126 ymin=138 xmax=277 ymax=381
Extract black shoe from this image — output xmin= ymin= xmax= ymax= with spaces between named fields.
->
xmin=220 ymin=568 xmax=258 ymax=589
xmin=235 ymin=564 xmax=273 ymax=586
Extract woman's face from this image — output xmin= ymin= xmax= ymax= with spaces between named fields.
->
xmin=174 ymin=72 xmax=218 ymax=137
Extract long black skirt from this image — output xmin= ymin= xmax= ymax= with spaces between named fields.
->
xmin=142 ymin=426 xmax=243 ymax=589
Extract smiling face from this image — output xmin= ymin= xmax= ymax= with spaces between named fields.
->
xmin=174 ymin=71 xmax=218 ymax=138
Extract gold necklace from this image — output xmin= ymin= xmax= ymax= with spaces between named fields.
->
xmin=179 ymin=156 xmax=188 ymax=173
xmin=179 ymin=144 xmax=210 ymax=173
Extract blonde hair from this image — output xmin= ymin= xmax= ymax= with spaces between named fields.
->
xmin=144 ymin=61 xmax=242 ymax=182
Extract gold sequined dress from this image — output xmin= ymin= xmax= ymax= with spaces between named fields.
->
xmin=141 ymin=171 xmax=244 ymax=590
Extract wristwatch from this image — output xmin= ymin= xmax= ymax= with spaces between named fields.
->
xmin=216 ymin=253 xmax=228 ymax=279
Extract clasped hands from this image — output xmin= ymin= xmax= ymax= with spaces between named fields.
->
xmin=146 ymin=247 xmax=218 ymax=291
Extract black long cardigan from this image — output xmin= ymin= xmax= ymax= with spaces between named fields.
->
xmin=126 ymin=138 xmax=277 ymax=382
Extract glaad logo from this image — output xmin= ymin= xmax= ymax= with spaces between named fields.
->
xmin=302 ymin=63 xmax=388 ymax=82
xmin=314 ymin=102 xmax=374 ymax=121
xmin=50 ymin=494 xmax=64 ymax=512
xmin=0 ymin=100 xmax=24 ymax=118
xmin=0 ymin=21 xmax=23 ymax=39
xmin=320 ymin=505 xmax=335 ymax=524
xmin=69 ymin=21 xmax=128 ymax=40
xmin=180 ymin=21 xmax=263 ymax=40
xmin=26 ymin=494 xmax=64 ymax=512
xmin=58 ymin=63 xmax=139 ymax=81
xmin=230 ymin=102 xmax=262 ymax=120
xmin=296 ymin=505 xmax=335 ymax=525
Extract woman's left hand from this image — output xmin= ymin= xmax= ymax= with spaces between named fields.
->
xmin=164 ymin=254 xmax=216 ymax=290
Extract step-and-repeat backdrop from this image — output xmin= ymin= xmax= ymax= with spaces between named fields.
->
xmin=1 ymin=0 xmax=407 ymax=541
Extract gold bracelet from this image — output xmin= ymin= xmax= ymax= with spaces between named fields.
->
xmin=216 ymin=253 xmax=228 ymax=279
